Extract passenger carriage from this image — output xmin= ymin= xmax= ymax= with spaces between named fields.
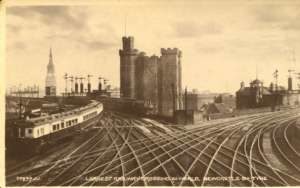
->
xmin=10 ymin=101 xmax=103 ymax=154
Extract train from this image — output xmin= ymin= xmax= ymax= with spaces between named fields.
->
xmin=8 ymin=100 xmax=103 ymax=154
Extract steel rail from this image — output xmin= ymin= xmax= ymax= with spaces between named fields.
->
xmin=127 ymin=119 xmax=254 ymax=186
xmin=253 ymin=116 xmax=300 ymax=185
xmin=21 ymin=125 xmax=106 ymax=186
xmin=105 ymin=122 xmax=148 ymax=186
xmin=64 ymin=117 xmax=131 ymax=186
xmin=64 ymin=118 xmax=241 ymax=183
xmin=283 ymin=121 xmax=300 ymax=157
xmin=83 ymin=115 xmax=134 ymax=186
xmin=44 ymin=127 xmax=112 ymax=186
xmin=130 ymin=130 xmax=176 ymax=186
xmin=128 ymin=127 xmax=197 ymax=186
xmin=271 ymin=119 xmax=300 ymax=172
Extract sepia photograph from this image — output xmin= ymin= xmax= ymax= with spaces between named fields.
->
xmin=3 ymin=0 xmax=300 ymax=186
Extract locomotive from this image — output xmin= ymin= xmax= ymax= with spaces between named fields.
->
xmin=8 ymin=100 xmax=103 ymax=154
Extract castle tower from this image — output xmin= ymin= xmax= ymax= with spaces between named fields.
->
xmin=119 ymin=36 xmax=139 ymax=98
xmin=45 ymin=48 xmax=56 ymax=96
xmin=158 ymin=48 xmax=182 ymax=117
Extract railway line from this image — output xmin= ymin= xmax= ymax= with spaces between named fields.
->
xmin=6 ymin=108 xmax=300 ymax=186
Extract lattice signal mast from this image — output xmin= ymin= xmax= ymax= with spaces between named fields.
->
xmin=68 ymin=75 xmax=74 ymax=93
xmin=79 ymin=77 xmax=85 ymax=94
xmin=64 ymin=73 xmax=68 ymax=94
xmin=273 ymin=69 xmax=279 ymax=92
xmin=98 ymin=77 xmax=103 ymax=91
xmin=87 ymin=74 xmax=93 ymax=93
xmin=75 ymin=77 xmax=79 ymax=93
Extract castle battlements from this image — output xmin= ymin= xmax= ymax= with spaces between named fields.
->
xmin=161 ymin=48 xmax=182 ymax=57
xmin=122 ymin=36 xmax=135 ymax=50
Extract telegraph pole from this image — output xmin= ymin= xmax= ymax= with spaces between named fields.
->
xmin=64 ymin=73 xmax=68 ymax=96
xmin=185 ymin=87 xmax=188 ymax=124
xmin=69 ymin=75 xmax=74 ymax=94
xmin=98 ymin=77 xmax=102 ymax=91
xmin=75 ymin=77 xmax=79 ymax=94
xmin=273 ymin=69 xmax=279 ymax=110
xmin=79 ymin=77 xmax=85 ymax=95
xmin=87 ymin=74 xmax=93 ymax=93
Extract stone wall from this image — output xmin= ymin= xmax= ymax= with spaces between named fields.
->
xmin=159 ymin=48 xmax=182 ymax=117
xmin=282 ymin=93 xmax=300 ymax=105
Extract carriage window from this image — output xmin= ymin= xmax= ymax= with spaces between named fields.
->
xmin=61 ymin=122 xmax=64 ymax=128
xmin=37 ymin=129 xmax=39 ymax=136
xmin=20 ymin=128 xmax=25 ymax=137
xmin=41 ymin=128 xmax=44 ymax=135
xmin=53 ymin=125 xmax=56 ymax=131
xmin=27 ymin=129 xmax=32 ymax=134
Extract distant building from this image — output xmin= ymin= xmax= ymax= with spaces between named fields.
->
xmin=236 ymin=78 xmax=300 ymax=109
xmin=236 ymin=79 xmax=277 ymax=109
xmin=185 ymin=92 xmax=217 ymax=111
xmin=204 ymin=103 xmax=233 ymax=114
xmin=45 ymin=48 xmax=56 ymax=96
xmin=214 ymin=93 xmax=236 ymax=109
xmin=119 ymin=36 xmax=182 ymax=117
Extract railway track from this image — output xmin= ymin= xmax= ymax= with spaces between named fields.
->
xmin=6 ymin=108 xmax=300 ymax=186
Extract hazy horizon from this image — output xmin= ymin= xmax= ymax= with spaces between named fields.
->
xmin=6 ymin=0 xmax=300 ymax=95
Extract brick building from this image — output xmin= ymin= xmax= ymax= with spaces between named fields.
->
xmin=185 ymin=92 xmax=217 ymax=111
xmin=236 ymin=78 xmax=300 ymax=109
xmin=214 ymin=93 xmax=236 ymax=109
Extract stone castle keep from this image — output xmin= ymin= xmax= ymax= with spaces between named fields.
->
xmin=119 ymin=36 xmax=182 ymax=117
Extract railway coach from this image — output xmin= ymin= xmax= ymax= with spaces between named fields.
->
xmin=9 ymin=100 xmax=103 ymax=154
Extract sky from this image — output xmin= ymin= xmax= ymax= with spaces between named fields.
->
xmin=5 ymin=0 xmax=300 ymax=95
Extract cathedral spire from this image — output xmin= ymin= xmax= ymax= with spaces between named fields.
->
xmin=49 ymin=47 xmax=53 ymax=64
xmin=45 ymin=47 xmax=56 ymax=96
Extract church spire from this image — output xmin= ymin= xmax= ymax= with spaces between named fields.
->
xmin=47 ymin=47 xmax=55 ymax=74
xmin=45 ymin=47 xmax=56 ymax=96
xmin=49 ymin=47 xmax=53 ymax=64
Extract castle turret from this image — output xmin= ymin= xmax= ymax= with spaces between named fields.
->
xmin=119 ymin=36 xmax=139 ymax=98
xmin=158 ymin=48 xmax=182 ymax=117
xmin=45 ymin=48 xmax=56 ymax=96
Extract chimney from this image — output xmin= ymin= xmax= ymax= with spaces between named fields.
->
xmin=288 ymin=77 xmax=293 ymax=91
